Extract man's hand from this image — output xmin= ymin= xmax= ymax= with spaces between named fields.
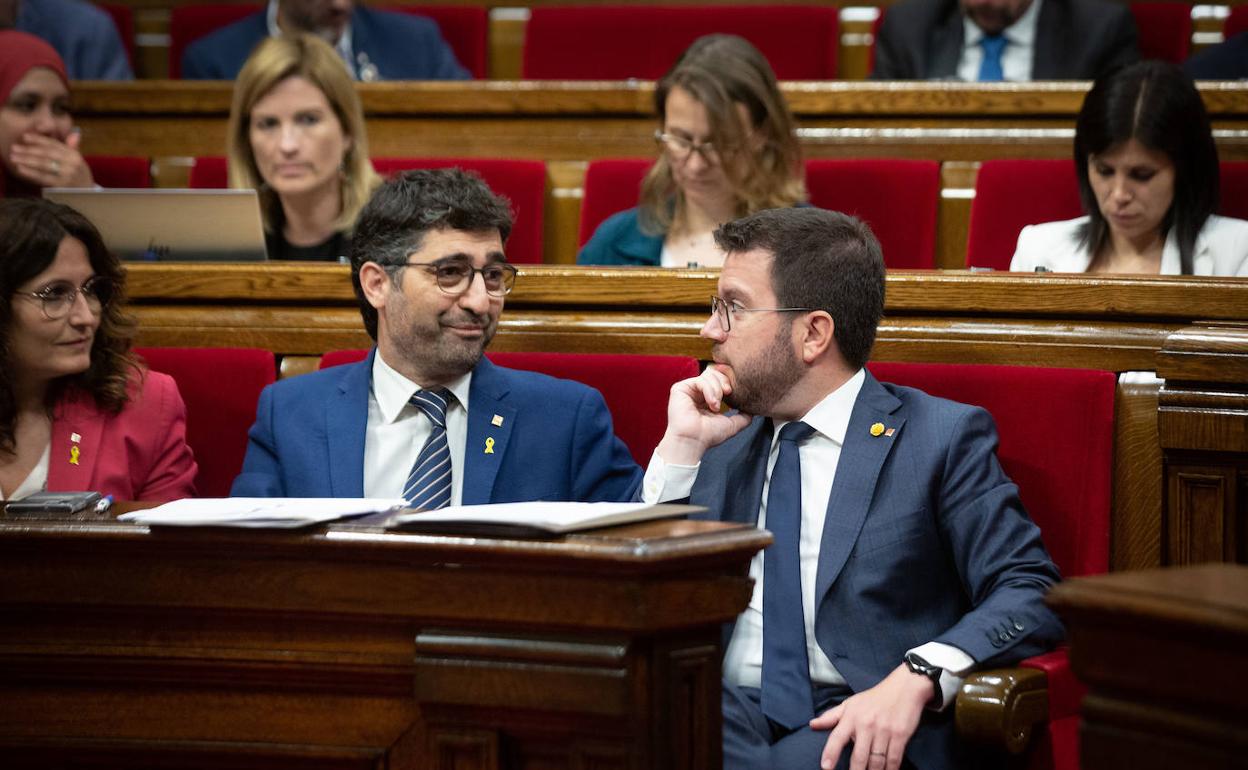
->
xmin=810 ymin=663 xmax=933 ymax=770
xmin=654 ymin=364 xmax=751 ymax=466
xmin=9 ymin=130 xmax=94 ymax=189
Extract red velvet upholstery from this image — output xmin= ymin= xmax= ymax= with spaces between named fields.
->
xmin=1226 ymin=5 xmax=1248 ymax=38
xmin=577 ymin=158 xmax=651 ymax=246
xmin=319 ymin=350 xmax=700 ymax=464
xmin=97 ymin=3 xmax=136 ymax=67
xmin=169 ymin=4 xmax=485 ymax=78
xmin=85 ymin=156 xmax=151 ymax=188
xmin=190 ymin=156 xmax=546 ymax=264
xmin=967 ymin=159 xmax=1080 ymax=270
xmin=806 ymin=159 xmax=939 ymax=269
xmin=1130 ymin=3 xmax=1193 ymax=63
xmin=1220 ymin=161 xmax=1248 ymax=220
xmin=371 ymin=158 xmax=546 ymax=264
xmin=868 ymin=362 xmax=1114 ymax=770
xmin=135 ymin=347 xmax=276 ymax=498
xmin=523 ymin=5 xmax=838 ymax=80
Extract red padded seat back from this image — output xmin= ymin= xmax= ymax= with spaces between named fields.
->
xmin=135 ymin=347 xmax=276 ymax=498
xmin=523 ymin=5 xmax=838 ymax=80
xmin=1219 ymin=161 xmax=1248 ymax=220
xmin=1227 ymin=5 xmax=1248 ymax=38
xmin=867 ymin=362 xmax=1114 ymax=578
xmin=85 ymin=156 xmax=151 ymax=188
xmin=383 ymin=5 xmax=487 ymax=78
xmin=97 ymin=3 xmax=136 ymax=67
xmin=578 ymin=158 xmax=652 ymax=246
xmin=806 ymin=159 xmax=939 ymax=269
xmin=320 ymin=350 xmax=700 ymax=464
xmin=169 ymin=4 xmax=259 ymax=78
xmin=967 ymin=159 xmax=1080 ymax=270
xmin=1130 ymin=2 xmax=1193 ymax=63
xmin=188 ymin=156 xmax=229 ymax=189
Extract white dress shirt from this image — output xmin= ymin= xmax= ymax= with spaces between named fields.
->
xmin=643 ymin=369 xmax=974 ymax=707
xmin=362 ymin=351 xmax=472 ymax=503
xmin=0 ymin=443 xmax=49 ymax=501
xmin=957 ymin=0 xmax=1042 ymax=82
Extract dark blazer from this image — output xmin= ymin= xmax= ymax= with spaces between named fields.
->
xmin=231 ymin=350 xmax=643 ymax=502
xmin=692 ymin=371 xmax=1064 ymax=770
xmin=181 ymin=6 xmax=470 ymax=80
xmin=872 ymin=0 xmax=1138 ymax=80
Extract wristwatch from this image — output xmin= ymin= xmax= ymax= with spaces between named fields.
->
xmin=904 ymin=651 xmax=943 ymax=708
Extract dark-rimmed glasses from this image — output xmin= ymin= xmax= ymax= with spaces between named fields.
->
xmin=399 ymin=260 xmax=518 ymax=297
xmin=710 ymin=295 xmax=814 ymax=332
xmin=655 ymin=130 xmax=724 ymax=165
xmin=16 ymin=276 xmax=114 ymax=320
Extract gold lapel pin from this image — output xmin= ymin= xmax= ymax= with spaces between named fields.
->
xmin=69 ymin=446 xmax=81 ymax=465
xmin=491 ymin=414 xmax=504 ymax=427
xmin=870 ymin=422 xmax=885 ymax=437
xmin=484 ymin=437 xmax=496 ymax=454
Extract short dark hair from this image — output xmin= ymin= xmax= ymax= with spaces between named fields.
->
xmin=349 ymin=168 xmax=514 ymax=340
xmin=0 ymin=198 xmax=138 ymax=455
xmin=714 ymin=207 xmax=885 ymax=370
xmin=1075 ymin=60 xmax=1218 ymax=275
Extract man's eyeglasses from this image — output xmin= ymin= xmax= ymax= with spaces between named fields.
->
xmin=655 ymin=130 xmax=724 ymax=165
xmin=710 ymin=296 xmax=815 ymax=332
xmin=400 ymin=260 xmax=518 ymax=297
xmin=16 ymin=276 xmax=114 ymax=320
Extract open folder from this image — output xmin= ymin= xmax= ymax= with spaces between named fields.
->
xmin=385 ymin=501 xmax=705 ymax=538
xmin=118 ymin=498 xmax=407 ymax=528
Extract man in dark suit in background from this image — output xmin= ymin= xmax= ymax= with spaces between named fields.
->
xmin=643 ymin=207 xmax=1064 ymax=769
xmin=232 ymin=168 xmax=642 ymax=504
xmin=872 ymin=0 xmax=1138 ymax=80
xmin=182 ymin=0 xmax=468 ymax=80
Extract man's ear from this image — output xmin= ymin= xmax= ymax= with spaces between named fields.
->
xmin=358 ymin=261 xmax=392 ymax=311
xmin=797 ymin=311 xmax=835 ymax=364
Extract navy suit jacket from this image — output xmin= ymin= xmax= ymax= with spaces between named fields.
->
xmin=692 ymin=372 xmax=1064 ymax=770
xmin=231 ymin=350 xmax=642 ymax=503
xmin=181 ymin=6 xmax=470 ymax=80
xmin=872 ymin=0 xmax=1138 ymax=80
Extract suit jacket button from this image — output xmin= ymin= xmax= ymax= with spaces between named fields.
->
xmin=998 ymin=631 xmax=1010 ymax=642
xmin=1014 ymin=621 xmax=1025 ymax=631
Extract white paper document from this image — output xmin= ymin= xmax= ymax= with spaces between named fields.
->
xmin=387 ymin=501 xmax=703 ymax=536
xmin=118 ymin=498 xmax=407 ymax=528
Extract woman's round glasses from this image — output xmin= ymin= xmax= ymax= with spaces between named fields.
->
xmin=16 ymin=276 xmax=114 ymax=320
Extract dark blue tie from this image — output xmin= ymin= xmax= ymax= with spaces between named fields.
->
xmin=404 ymin=389 xmax=452 ymax=510
xmin=760 ymin=420 xmax=816 ymax=729
xmin=978 ymin=34 xmax=1006 ymax=81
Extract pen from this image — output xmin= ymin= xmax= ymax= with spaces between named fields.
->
xmin=94 ymin=495 xmax=113 ymax=515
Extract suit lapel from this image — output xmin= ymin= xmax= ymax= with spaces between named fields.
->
xmin=813 ymin=373 xmax=905 ymax=605
xmin=46 ymin=390 xmax=105 ymax=492
xmin=718 ymin=418 xmax=774 ymax=525
xmin=461 ymin=358 xmax=516 ymax=505
xmin=1031 ymin=0 xmax=1062 ymax=77
xmin=929 ymin=13 xmax=965 ymax=78
xmin=326 ymin=351 xmax=372 ymax=497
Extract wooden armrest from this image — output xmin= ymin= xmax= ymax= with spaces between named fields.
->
xmin=955 ymin=667 xmax=1049 ymax=754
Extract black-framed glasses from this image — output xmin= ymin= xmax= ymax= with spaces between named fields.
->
xmin=399 ymin=260 xmax=518 ymax=297
xmin=710 ymin=295 xmax=815 ymax=332
xmin=16 ymin=276 xmax=114 ymax=320
xmin=655 ymin=130 xmax=724 ymax=165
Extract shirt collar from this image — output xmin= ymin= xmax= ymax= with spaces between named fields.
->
xmin=773 ymin=368 xmax=866 ymax=446
xmin=963 ymin=0 xmax=1042 ymax=46
xmin=266 ymin=0 xmax=356 ymax=77
xmin=372 ymin=350 xmax=473 ymax=424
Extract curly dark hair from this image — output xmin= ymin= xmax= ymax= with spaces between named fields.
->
xmin=0 ymin=198 xmax=138 ymax=455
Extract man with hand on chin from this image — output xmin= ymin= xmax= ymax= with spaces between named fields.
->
xmin=233 ymin=168 xmax=641 ymax=505
xmin=642 ymin=206 xmax=1063 ymax=769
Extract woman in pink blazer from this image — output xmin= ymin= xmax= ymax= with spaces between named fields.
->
xmin=0 ymin=198 xmax=197 ymax=502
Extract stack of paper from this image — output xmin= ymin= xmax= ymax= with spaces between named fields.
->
xmin=386 ymin=501 xmax=703 ymax=537
xmin=118 ymin=498 xmax=407 ymax=529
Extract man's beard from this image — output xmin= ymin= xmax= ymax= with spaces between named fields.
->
xmin=719 ymin=322 xmax=804 ymax=417
xmin=390 ymin=307 xmax=497 ymax=384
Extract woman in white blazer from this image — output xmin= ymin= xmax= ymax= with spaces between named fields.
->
xmin=1011 ymin=61 xmax=1248 ymax=276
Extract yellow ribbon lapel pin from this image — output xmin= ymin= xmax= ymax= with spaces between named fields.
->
xmin=484 ymin=437 xmax=496 ymax=454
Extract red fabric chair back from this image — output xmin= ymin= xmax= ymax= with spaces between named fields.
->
xmin=189 ymin=157 xmax=546 ymax=264
xmin=372 ymin=158 xmax=546 ymax=264
xmin=805 ymin=159 xmax=939 ymax=269
xmin=97 ymin=3 xmax=136 ymax=67
xmin=1226 ymin=5 xmax=1248 ymax=38
xmin=319 ymin=350 xmax=700 ymax=464
xmin=1220 ymin=161 xmax=1248 ymax=220
xmin=1130 ymin=3 xmax=1193 ymax=63
xmin=85 ymin=156 xmax=151 ymax=188
xmin=523 ymin=5 xmax=838 ymax=80
xmin=135 ymin=347 xmax=276 ymax=498
xmin=578 ymin=158 xmax=652 ymax=246
xmin=383 ymin=5 xmax=487 ymax=78
xmin=169 ymin=4 xmax=259 ymax=78
xmin=966 ymin=159 xmax=1080 ymax=270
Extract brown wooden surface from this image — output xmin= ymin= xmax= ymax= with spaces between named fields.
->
xmin=0 ymin=515 xmax=768 ymax=769
xmin=1047 ymin=564 xmax=1248 ymax=770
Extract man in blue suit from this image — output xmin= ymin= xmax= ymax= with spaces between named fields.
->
xmin=181 ymin=0 xmax=469 ymax=81
xmin=643 ymin=207 xmax=1063 ymax=769
xmin=232 ymin=168 xmax=642 ymax=503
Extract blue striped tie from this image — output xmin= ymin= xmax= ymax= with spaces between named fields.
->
xmin=404 ymin=389 xmax=453 ymax=510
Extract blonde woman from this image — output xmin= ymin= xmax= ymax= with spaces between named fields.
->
xmin=227 ymin=33 xmax=381 ymax=261
xmin=577 ymin=34 xmax=806 ymax=268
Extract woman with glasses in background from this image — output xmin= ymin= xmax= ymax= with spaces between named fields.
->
xmin=576 ymin=34 xmax=806 ymax=268
xmin=0 ymin=198 xmax=197 ymax=502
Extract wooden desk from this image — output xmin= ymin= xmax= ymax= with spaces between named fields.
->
xmin=0 ymin=514 xmax=768 ymax=769
xmin=1046 ymin=564 xmax=1248 ymax=770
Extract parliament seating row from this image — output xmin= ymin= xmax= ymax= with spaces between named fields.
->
xmin=97 ymin=2 xmax=1248 ymax=80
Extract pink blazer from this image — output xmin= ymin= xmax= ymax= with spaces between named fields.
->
xmin=46 ymin=370 xmax=198 ymax=501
